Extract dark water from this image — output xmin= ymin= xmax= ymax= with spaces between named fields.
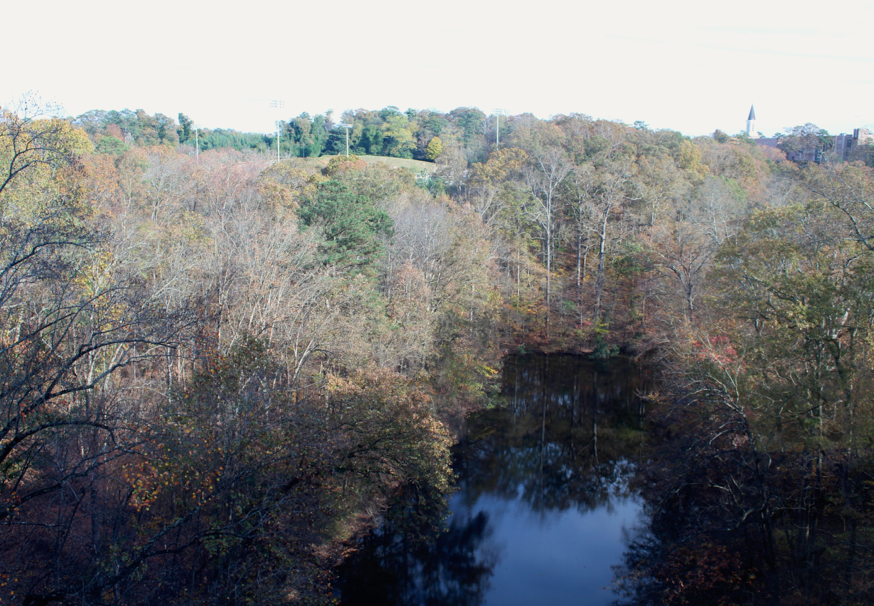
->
xmin=337 ymin=354 xmax=651 ymax=606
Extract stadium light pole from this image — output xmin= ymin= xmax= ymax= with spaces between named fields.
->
xmin=269 ymin=100 xmax=285 ymax=161
xmin=193 ymin=124 xmax=200 ymax=163
xmin=495 ymin=108 xmax=506 ymax=147
xmin=340 ymin=123 xmax=352 ymax=157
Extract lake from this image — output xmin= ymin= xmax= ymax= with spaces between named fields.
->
xmin=337 ymin=354 xmax=652 ymax=605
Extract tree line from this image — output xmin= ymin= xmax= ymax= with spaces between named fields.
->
xmin=70 ymin=105 xmax=494 ymax=163
xmin=72 ymin=104 xmax=874 ymax=171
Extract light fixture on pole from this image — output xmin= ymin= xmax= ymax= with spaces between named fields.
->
xmin=269 ymin=100 xmax=285 ymax=162
xmin=495 ymin=108 xmax=506 ymax=147
xmin=339 ymin=123 xmax=352 ymax=157
xmin=193 ymin=124 xmax=200 ymax=163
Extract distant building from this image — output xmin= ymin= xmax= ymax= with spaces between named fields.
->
xmin=748 ymin=106 xmax=872 ymax=163
xmin=755 ymin=135 xmax=817 ymax=163
xmin=834 ymin=129 xmax=874 ymax=161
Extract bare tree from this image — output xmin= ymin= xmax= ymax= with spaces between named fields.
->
xmin=583 ymin=160 xmax=637 ymax=323
xmin=521 ymin=147 xmax=572 ymax=331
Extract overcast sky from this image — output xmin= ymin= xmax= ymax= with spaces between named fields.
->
xmin=4 ymin=0 xmax=872 ymax=138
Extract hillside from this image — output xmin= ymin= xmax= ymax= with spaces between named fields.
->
xmin=296 ymin=154 xmax=439 ymax=174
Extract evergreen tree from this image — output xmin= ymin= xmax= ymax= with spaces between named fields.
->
xmin=298 ymin=180 xmax=394 ymax=273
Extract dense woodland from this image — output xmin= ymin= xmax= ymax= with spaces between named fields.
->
xmin=3 ymin=94 xmax=874 ymax=604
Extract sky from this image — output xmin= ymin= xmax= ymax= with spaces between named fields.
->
xmin=4 ymin=0 xmax=873 ymax=138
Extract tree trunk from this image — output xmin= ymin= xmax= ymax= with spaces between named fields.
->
xmin=594 ymin=212 xmax=608 ymax=322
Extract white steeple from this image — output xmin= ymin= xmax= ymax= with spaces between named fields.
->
xmin=746 ymin=105 xmax=758 ymax=138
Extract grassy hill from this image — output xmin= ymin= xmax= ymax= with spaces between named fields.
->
xmin=294 ymin=155 xmax=439 ymax=175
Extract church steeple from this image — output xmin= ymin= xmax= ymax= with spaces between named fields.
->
xmin=746 ymin=105 xmax=758 ymax=138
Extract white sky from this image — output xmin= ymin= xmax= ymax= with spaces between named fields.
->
xmin=4 ymin=0 xmax=873 ymax=138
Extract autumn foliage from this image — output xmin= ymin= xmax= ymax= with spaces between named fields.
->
xmin=5 ymin=93 xmax=874 ymax=604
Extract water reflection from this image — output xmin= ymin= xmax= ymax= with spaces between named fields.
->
xmin=337 ymin=354 xmax=650 ymax=606
xmin=338 ymin=485 xmax=496 ymax=606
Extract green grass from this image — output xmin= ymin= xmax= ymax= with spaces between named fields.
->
xmin=356 ymin=155 xmax=438 ymax=174
xmin=292 ymin=155 xmax=438 ymax=175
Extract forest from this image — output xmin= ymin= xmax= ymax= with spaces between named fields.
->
xmin=3 ymin=94 xmax=874 ymax=604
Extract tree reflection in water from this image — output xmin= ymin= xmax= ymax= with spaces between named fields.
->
xmin=337 ymin=484 xmax=497 ymax=606
xmin=458 ymin=355 xmax=648 ymax=516
xmin=337 ymin=354 xmax=651 ymax=606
